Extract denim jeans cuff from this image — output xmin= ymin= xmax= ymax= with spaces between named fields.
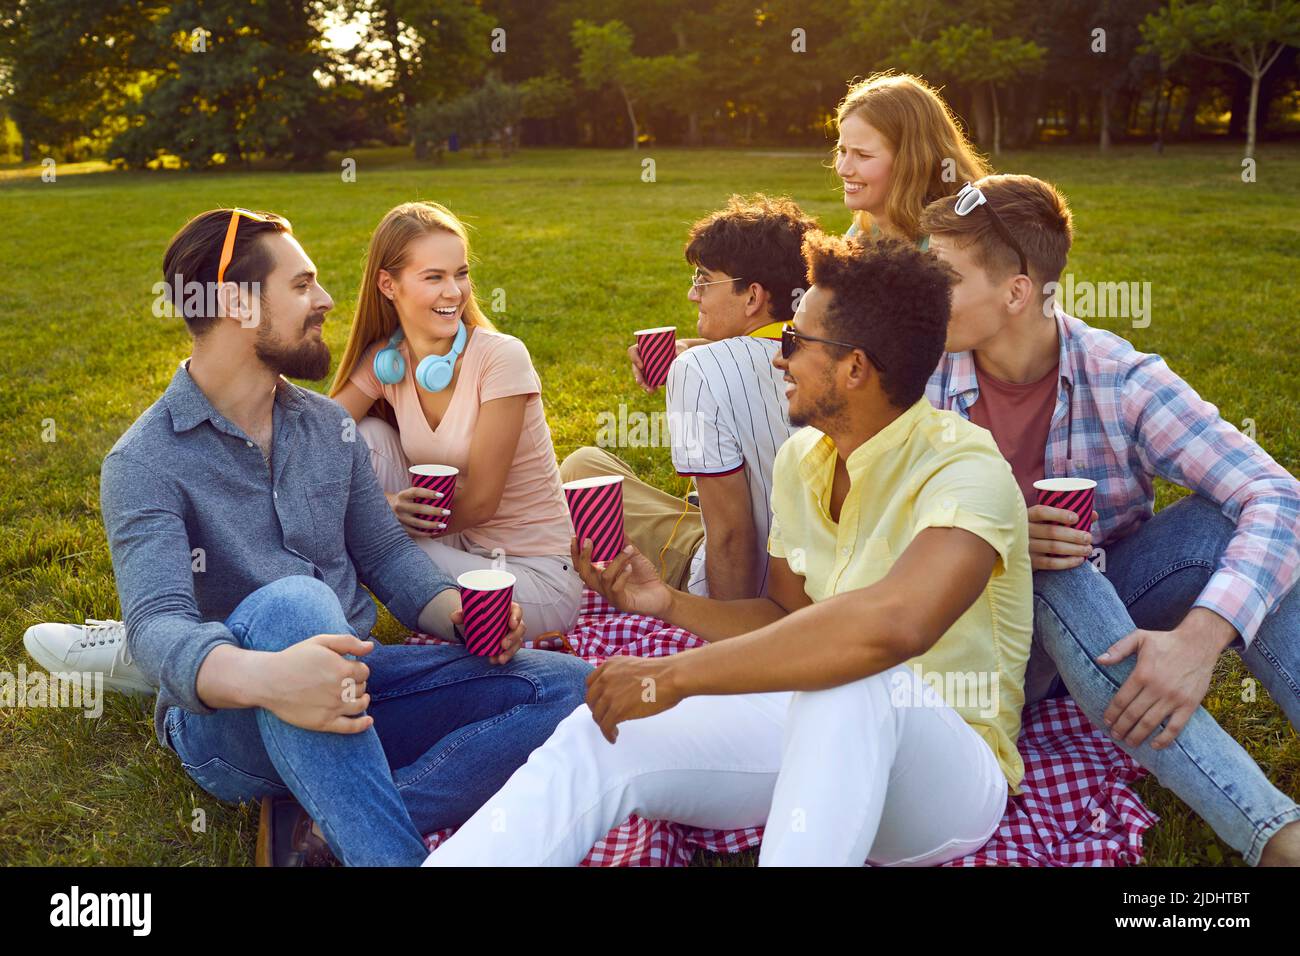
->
xmin=1246 ymin=804 xmax=1300 ymax=866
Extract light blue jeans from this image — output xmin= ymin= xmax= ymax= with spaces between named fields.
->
xmin=165 ymin=575 xmax=593 ymax=866
xmin=1033 ymin=495 xmax=1300 ymax=865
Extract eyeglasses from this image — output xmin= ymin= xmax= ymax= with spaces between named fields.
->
xmin=954 ymin=183 xmax=1029 ymax=278
xmin=781 ymin=323 xmax=884 ymax=371
xmin=216 ymin=208 xmax=285 ymax=285
xmin=690 ymin=268 xmax=744 ymax=291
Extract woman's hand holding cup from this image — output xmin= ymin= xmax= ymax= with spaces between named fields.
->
xmin=387 ymin=487 xmax=450 ymax=536
xmin=404 ymin=464 xmax=459 ymax=537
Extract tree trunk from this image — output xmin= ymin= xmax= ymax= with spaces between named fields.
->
xmin=1004 ymin=83 xmax=1036 ymax=149
xmin=990 ymin=84 xmax=1001 ymax=156
xmin=1159 ymin=81 xmax=1175 ymax=136
xmin=1245 ymin=71 xmax=1260 ymax=159
xmin=1178 ymin=78 xmax=1204 ymax=138
xmin=1125 ymin=89 xmax=1140 ymax=135
xmin=382 ymin=8 xmax=420 ymax=157
xmin=970 ymin=87 xmax=992 ymax=148
xmin=1099 ymin=88 xmax=1111 ymax=151
xmin=1147 ymin=77 xmax=1164 ymax=136
xmin=672 ymin=22 xmax=700 ymax=147
xmin=618 ymin=83 xmax=639 ymax=150
xmin=1149 ymin=76 xmax=1170 ymax=152
xmin=21 ymin=132 xmax=32 ymax=163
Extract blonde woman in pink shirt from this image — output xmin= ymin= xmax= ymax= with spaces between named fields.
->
xmin=330 ymin=201 xmax=582 ymax=639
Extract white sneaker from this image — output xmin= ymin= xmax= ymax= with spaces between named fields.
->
xmin=23 ymin=619 xmax=156 ymax=697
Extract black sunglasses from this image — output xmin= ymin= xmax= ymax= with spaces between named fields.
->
xmin=781 ymin=323 xmax=885 ymax=371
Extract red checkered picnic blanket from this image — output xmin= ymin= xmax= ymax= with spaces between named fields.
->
xmin=411 ymin=591 xmax=1158 ymax=866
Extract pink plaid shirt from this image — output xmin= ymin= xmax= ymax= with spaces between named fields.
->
xmin=926 ymin=308 xmax=1300 ymax=646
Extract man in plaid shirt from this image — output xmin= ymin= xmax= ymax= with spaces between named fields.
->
xmin=921 ymin=174 xmax=1300 ymax=866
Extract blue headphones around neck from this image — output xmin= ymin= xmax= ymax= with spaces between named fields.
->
xmin=373 ymin=321 xmax=467 ymax=392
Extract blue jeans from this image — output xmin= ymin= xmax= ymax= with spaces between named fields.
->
xmin=1033 ymin=495 xmax=1300 ymax=865
xmin=164 ymin=575 xmax=592 ymax=866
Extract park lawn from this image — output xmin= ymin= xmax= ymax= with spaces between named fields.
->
xmin=1 ymin=143 xmax=1297 ymax=866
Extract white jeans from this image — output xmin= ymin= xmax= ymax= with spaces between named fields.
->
xmin=358 ymin=417 xmax=583 ymax=639
xmin=423 ymin=663 xmax=1008 ymax=866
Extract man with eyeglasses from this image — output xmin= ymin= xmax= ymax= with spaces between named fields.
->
xmin=424 ymin=235 xmax=1033 ymax=867
xmin=561 ymin=194 xmax=812 ymax=600
xmin=920 ymin=174 xmax=1300 ymax=865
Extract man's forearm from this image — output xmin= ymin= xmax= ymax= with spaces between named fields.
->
xmin=666 ymin=585 xmax=913 ymax=695
xmin=1180 ymin=607 xmax=1238 ymax=651
xmin=194 ymin=643 xmax=275 ymax=710
xmin=417 ymin=586 xmax=462 ymax=640
xmin=702 ymin=530 xmax=760 ymax=600
xmin=663 ymin=588 xmax=792 ymax=643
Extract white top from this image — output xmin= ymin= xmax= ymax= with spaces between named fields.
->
xmin=665 ymin=336 xmax=796 ymax=597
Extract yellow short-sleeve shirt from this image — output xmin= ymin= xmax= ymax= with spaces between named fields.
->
xmin=768 ymin=397 xmax=1033 ymax=793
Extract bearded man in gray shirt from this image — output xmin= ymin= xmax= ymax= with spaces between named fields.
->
xmin=31 ymin=208 xmax=590 ymax=866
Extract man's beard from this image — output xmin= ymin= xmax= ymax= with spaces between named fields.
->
xmin=255 ymin=313 xmax=331 ymax=381
xmin=788 ymin=371 xmax=848 ymax=430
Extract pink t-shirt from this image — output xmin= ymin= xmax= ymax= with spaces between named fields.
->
xmin=967 ymin=361 xmax=1058 ymax=507
xmin=350 ymin=327 xmax=573 ymax=557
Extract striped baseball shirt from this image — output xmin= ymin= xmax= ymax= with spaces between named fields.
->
xmin=666 ymin=325 xmax=797 ymax=597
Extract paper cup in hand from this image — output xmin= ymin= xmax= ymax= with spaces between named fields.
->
xmin=563 ymin=475 xmax=626 ymax=563
xmin=409 ymin=464 xmax=457 ymax=535
xmin=1034 ymin=477 xmax=1097 ymax=534
xmin=457 ymin=569 xmax=516 ymax=658
xmin=635 ymin=326 xmax=677 ymax=390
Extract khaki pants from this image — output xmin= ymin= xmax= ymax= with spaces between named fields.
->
xmin=559 ymin=447 xmax=705 ymax=592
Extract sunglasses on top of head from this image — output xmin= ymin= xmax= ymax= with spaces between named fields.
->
xmin=216 ymin=208 xmax=287 ymax=285
xmin=953 ymin=183 xmax=1029 ymax=278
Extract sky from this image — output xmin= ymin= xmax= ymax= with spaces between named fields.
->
xmin=321 ymin=6 xmax=368 ymax=54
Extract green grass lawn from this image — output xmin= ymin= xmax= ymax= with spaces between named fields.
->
xmin=1 ymin=143 xmax=1297 ymax=866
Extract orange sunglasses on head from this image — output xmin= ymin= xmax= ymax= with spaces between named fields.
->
xmin=216 ymin=208 xmax=288 ymax=285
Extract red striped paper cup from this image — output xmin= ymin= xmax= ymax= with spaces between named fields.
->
xmin=563 ymin=474 xmax=626 ymax=563
xmin=1033 ymin=477 xmax=1097 ymax=534
xmin=635 ymin=326 xmax=677 ymax=390
xmin=409 ymin=464 xmax=457 ymax=535
xmin=457 ymin=569 xmax=516 ymax=657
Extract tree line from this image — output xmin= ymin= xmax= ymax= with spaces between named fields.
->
xmin=1 ymin=0 xmax=1297 ymax=169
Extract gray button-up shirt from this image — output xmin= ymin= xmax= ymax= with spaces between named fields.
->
xmin=99 ymin=359 xmax=457 ymax=747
